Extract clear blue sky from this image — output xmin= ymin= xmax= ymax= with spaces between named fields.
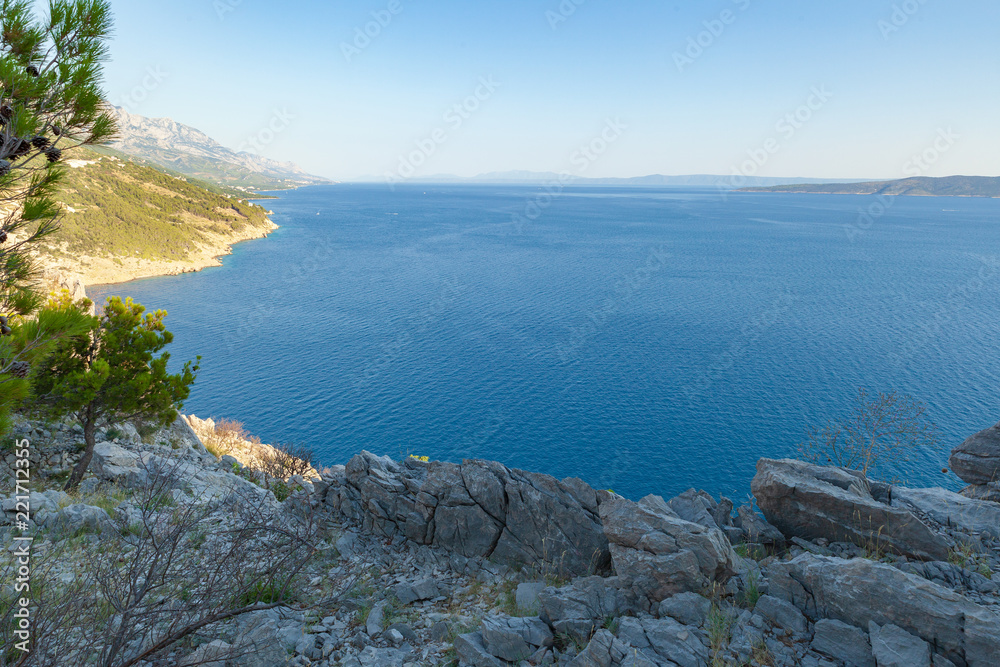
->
xmin=92 ymin=0 xmax=999 ymax=181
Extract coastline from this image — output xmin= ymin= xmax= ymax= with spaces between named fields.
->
xmin=41 ymin=217 xmax=279 ymax=292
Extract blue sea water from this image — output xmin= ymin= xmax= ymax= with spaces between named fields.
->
xmin=88 ymin=184 xmax=1000 ymax=501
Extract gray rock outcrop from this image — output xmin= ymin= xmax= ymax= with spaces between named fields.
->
xmin=891 ymin=486 xmax=1000 ymax=540
xmin=767 ymin=553 xmax=1000 ymax=666
xmin=566 ymin=629 xmax=631 ymax=667
xmin=479 ymin=616 xmax=553 ymax=662
xmin=538 ymin=577 xmax=642 ymax=642
xmin=811 ymin=618 xmax=875 ymax=667
xmin=752 ymin=458 xmax=953 ymax=561
xmin=325 ymin=452 xmax=612 ymax=576
xmin=949 ymin=422 xmax=1000 ymax=486
xmin=615 ymin=616 xmax=709 ymax=667
xmin=869 ymin=622 xmax=932 ymax=667
xmin=599 ymin=493 xmax=737 ymax=603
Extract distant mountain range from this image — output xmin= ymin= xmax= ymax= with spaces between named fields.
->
xmin=740 ymin=176 xmax=1000 ymax=198
xmin=356 ymin=171 xmax=865 ymax=188
xmin=109 ymin=107 xmax=332 ymax=191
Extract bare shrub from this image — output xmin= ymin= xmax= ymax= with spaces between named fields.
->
xmin=200 ymin=417 xmax=260 ymax=460
xmin=0 ymin=457 xmax=321 ymax=666
xmin=800 ymin=387 xmax=940 ymax=480
xmin=256 ymin=442 xmax=315 ymax=481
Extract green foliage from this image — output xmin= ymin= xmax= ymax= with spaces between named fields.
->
xmin=46 ymin=149 xmax=272 ymax=260
xmin=1 ymin=0 xmax=118 ymax=315
xmin=1 ymin=0 xmax=117 ymax=434
xmin=949 ymin=543 xmax=994 ymax=579
xmin=32 ymin=295 xmax=199 ymax=489
xmin=707 ymin=603 xmax=734 ymax=659
xmin=270 ymin=480 xmax=290 ymax=502
xmin=740 ymin=569 xmax=761 ymax=610
xmin=239 ymin=581 xmax=292 ymax=607
xmin=0 ymin=289 xmax=93 ymax=435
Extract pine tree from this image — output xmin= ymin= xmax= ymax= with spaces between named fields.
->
xmin=33 ymin=296 xmax=199 ymax=490
xmin=0 ymin=0 xmax=117 ymax=428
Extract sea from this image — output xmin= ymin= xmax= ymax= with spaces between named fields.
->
xmin=87 ymin=184 xmax=1000 ymax=501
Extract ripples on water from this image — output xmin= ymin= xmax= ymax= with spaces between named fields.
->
xmin=88 ymin=185 xmax=1000 ymax=500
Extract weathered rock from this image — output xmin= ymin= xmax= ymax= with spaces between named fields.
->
xmin=386 ymin=622 xmax=416 ymax=643
xmin=960 ymin=482 xmax=1000 ymax=503
xmin=949 ymin=422 xmax=1000 ymax=486
xmin=480 ymin=615 xmax=552 ymax=662
xmin=333 ymin=452 xmax=611 ymax=575
xmin=754 ymin=594 xmax=809 ymax=635
xmin=657 ymin=591 xmax=712 ymax=627
xmin=538 ymin=576 xmax=641 ymax=643
xmin=92 ymin=442 xmax=141 ymax=480
xmin=869 ymin=622 xmax=931 ymax=667
xmin=811 ymin=618 xmax=875 ymax=667
xmin=600 ymin=493 xmax=736 ymax=603
xmin=393 ymin=577 xmax=439 ymax=605
xmin=179 ymin=640 xmax=230 ymax=667
xmin=767 ymin=553 xmax=1000 ymax=666
xmin=897 ymin=561 xmax=999 ymax=597
xmin=53 ymin=504 xmax=112 ymax=533
xmin=232 ymin=616 xmax=297 ymax=667
xmin=752 ymin=459 xmax=952 ymax=561
xmin=736 ymin=505 xmax=786 ymax=546
xmin=515 ymin=582 xmax=546 ymax=614
xmin=356 ymin=646 xmax=407 ymax=667
xmin=891 ymin=486 xmax=1000 ymax=540
xmin=454 ymin=631 xmax=505 ymax=667
xmin=666 ymin=489 xmax=720 ymax=528
xmin=615 ymin=616 xmax=710 ymax=667
xmin=366 ymin=601 xmax=385 ymax=637
xmin=567 ymin=629 xmax=631 ymax=667
xmin=167 ymin=415 xmax=208 ymax=453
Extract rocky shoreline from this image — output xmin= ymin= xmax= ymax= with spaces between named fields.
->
xmin=38 ymin=217 xmax=278 ymax=291
xmin=2 ymin=415 xmax=1000 ymax=666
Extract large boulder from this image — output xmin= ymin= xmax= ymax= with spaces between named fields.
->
xmin=811 ymin=618 xmax=875 ymax=667
xmin=599 ymin=493 xmax=736 ymax=603
xmin=52 ymin=504 xmax=112 ymax=533
xmin=538 ymin=576 xmax=642 ymax=643
xmin=890 ymin=486 xmax=1000 ymax=540
xmin=949 ymin=422 xmax=1000 ymax=486
xmin=751 ymin=459 xmax=952 ymax=561
xmin=168 ymin=415 xmax=209 ymax=454
xmin=92 ymin=442 xmax=142 ymax=480
xmin=479 ymin=616 xmax=553 ymax=662
xmin=960 ymin=482 xmax=1000 ymax=503
xmin=767 ymin=553 xmax=1000 ymax=666
xmin=869 ymin=622 xmax=932 ymax=667
xmin=566 ymin=629 xmax=631 ymax=667
xmin=454 ymin=632 xmax=505 ymax=667
xmin=614 ymin=616 xmax=710 ymax=667
xmin=330 ymin=452 xmax=611 ymax=576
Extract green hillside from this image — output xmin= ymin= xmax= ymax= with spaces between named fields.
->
xmin=44 ymin=150 xmax=273 ymax=262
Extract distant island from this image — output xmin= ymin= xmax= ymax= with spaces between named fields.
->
xmin=740 ymin=175 xmax=1000 ymax=198
xmin=354 ymin=170 xmax=865 ymax=188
